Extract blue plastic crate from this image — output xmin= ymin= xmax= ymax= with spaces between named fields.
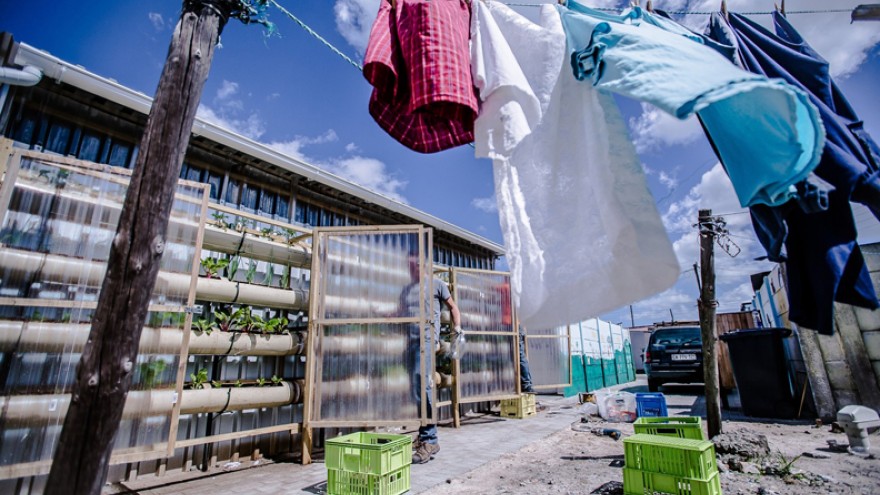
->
xmin=636 ymin=392 xmax=668 ymax=418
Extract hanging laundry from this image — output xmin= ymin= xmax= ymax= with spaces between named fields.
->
xmin=471 ymin=1 xmax=679 ymax=330
xmin=705 ymin=12 xmax=880 ymax=334
xmin=363 ymin=0 xmax=477 ymax=153
xmin=558 ymin=2 xmax=824 ymax=209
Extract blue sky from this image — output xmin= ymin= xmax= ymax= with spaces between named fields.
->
xmin=4 ymin=0 xmax=879 ymax=327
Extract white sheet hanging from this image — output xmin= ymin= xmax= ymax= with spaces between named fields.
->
xmin=471 ymin=1 xmax=680 ymax=329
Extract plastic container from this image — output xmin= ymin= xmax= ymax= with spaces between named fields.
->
xmin=501 ymin=393 xmax=536 ymax=419
xmin=623 ymin=468 xmax=722 ymax=495
xmin=325 ymin=432 xmax=412 ymax=476
xmin=597 ymin=391 xmax=637 ymax=422
xmin=633 ymin=416 xmax=705 ymax=440
xmin=623 ymin=434 xmax=717 ymax=480
xmin=327 ymin=465 xmax=410 ymax=495
xmin=635 ymin=392 xmax=668 ymax=417
xmin=719 ymin=327 xmax=797 ymax=418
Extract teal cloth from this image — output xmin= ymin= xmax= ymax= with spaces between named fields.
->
xmin=559 ymin=3 xmax=824 ymax=208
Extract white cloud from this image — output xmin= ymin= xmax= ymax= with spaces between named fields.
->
xmin=266 ymin=134 xmax=408 ymax=203
xmin=471 ymin=196 xmax=498 ymax=213
xmin=629 ymin=103 xmax=703 ymax=152
xmin=677 ymin=0 xmax=880 ymax=78
xmin=616 ymin=163 xmax=774 ymax=323
xmin=216 ymin=80 xmax=239 ymax=101
xmin=196 ymin=105 xmax=266 ymax=140
xmin=148 ymin=12 xmax=165 ymax=31
xmin=334 ymin=0 xmax=380 ymax=54
xmin=345 ymin=142 xmax=360 ymax=153
xmin=658 ymin=171 xmax=678 ymax=190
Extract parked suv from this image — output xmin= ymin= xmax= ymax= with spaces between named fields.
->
xmin=644 ymin=326 xmax=703 ymax=392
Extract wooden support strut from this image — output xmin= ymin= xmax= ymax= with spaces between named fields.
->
xmin=45 ymin=2 xmax=232 ymax=493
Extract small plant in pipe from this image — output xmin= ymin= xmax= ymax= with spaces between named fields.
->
xmin=283 ymin=227 xmax=299 ymax=245
xmin=211 ymin=211 xmax=230 ymax=230
xmin=245 ymin=259 xmax=258 ymax=284
xmin=256 ymin=377 xmax=268 ymax=387
xmin=200 ymin=257 xmax=229 ymax=279
xmin=260 ymin=227 xmax=274 ymax=239
xmin=211 ymin=380 xmax=223 ymax=388
xmin=139 ymin=360 xmax=168 ymax=389
xmin=271 ymin=375 xmax=283 ymax=386
xmin=189 ymin=368 xmax=209 ymax=390
xmin=213 ymin=309 xmax=244 ymax=333
xmin=262 ymin=264 xmax=275 ymax=286
xmin=192 ymin=317 xmax=214 ymax=335
xmin=227 ymin=255 xmax=241 ymax=281
xmin=265 ymin=316 xmax=289 ymax=334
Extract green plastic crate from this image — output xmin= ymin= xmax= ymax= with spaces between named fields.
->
xmin=325 ymin=432 xmax=412 ymax=476
xmin=623 ymin=468 xmax=722 ymax=495
xmin=633 ymin=416 xmax=706 ymax=440
xmin=327 ymin=465 xmax=410 ymax=495
xmin=500 ymin=393 xmax=536 ymax=419
xmin=624 ymin=434 xmax=717 ymax=480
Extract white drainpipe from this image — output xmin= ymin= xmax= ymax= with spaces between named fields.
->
xmin=0 ymin=64 xmax=42 ymax=86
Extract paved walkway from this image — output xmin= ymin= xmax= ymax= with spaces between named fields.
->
xmin=115 ymin=395 xmax=583 ymax=495
xmin=116 ymin=377 xmax=727 ymax=495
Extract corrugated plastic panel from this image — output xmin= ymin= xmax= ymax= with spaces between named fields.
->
xmin=0 ymin=152 xmax=206 ymax=475
xmin=310 ymin=229 xmax=431 ymax=423
xmin=525 ymin=325 xmax=571 ymax=388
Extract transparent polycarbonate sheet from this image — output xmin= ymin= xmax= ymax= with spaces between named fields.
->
xmin=598 ymin=321 xmax=615 ymax=360
xmin=0 ymin=152 xmax=206 ymax=475
xmin=458 ymin=334 xmax=517 ymax=399
xmin=317 ymin=232 xmax=422 ymax=320
xmin=581 ymin=319 xmax=602 ymax=360
xmin=451 ymin=269 xmax=517 ymax=401
xmin=525 ymin=325 xmax=571 ymax=388
xmin=309 ymin=228 xmax=432 ymax=425
xmin=314 ymin=323 xmax=418 ymax=422
xmin=454 ymin=271 xmax=514 ymax=333
xmin=611 ymin=324 xmax=624 ymax=353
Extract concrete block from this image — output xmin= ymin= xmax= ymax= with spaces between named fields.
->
xmin=855 ymin=307 xmax=880 ymax=332
xmin=816 ymin=332 xmax=846 ymax=362
xmin=833 ymin=389 xmax=859 ymax=410
xmin=864 ymin=331 xmax=880 ymax=361
xmin=825 ymin=361 xmax=856 ymax=391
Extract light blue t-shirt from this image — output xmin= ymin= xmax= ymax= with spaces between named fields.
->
xmin=558 ymin=3 xmax=824 ymax=208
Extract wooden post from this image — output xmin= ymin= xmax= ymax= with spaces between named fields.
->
xmin=698 ymin=209 xmax=723 ymax=439
xmin=46 ymin=2 xmax=233 ymax=493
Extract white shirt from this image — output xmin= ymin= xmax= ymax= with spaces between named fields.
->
xmin=471 ymin=1 xmax=680 ymax=329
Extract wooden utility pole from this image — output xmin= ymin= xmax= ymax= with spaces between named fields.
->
xmin=697 ymin=209 xmax=723 ymax=439
xmin=46 ymin=2 xmax=235 ymax=493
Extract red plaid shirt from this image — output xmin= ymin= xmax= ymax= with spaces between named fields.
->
xmin=363 ymin=0 xmax=477 ymax=154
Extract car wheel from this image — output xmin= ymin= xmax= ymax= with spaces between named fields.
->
xmin=648 ymin=378 xmax=661 ymax=392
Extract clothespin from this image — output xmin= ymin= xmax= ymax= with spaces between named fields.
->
xmin=646 ymin=0 xmax=653 ymax=12
xmin=720 ymin=0 xmax=728 ymax=20
xmin=778 ymin=0 xmax=786 ymax=17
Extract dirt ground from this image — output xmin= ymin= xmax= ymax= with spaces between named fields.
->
xmin=422 ymin=411 xmax=880 ymax=495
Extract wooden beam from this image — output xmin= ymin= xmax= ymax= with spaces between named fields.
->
xmin=45 ymin=3 xmax=231 ymax=493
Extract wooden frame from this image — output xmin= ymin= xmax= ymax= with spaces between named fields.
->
xmin=302 ymin=225 xmax=433 ymax=464
xmin=0 ymin=141 xmax=210 ymax=473
xmin=526 ymin=325 xmax=573 ymax=390
xmin=447 ymin=267 xmax=520 ymax=427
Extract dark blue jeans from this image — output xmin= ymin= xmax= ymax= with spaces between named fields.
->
xmin=519 ymin=333 xmax=534 ymax=393
xmin=410 ymin=330 xmax=437 ymax=444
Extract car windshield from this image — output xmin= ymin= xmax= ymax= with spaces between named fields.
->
xmin=650 ymin=328 xmax=701 ymax=346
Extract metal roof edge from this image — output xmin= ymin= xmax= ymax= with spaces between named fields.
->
xmin=14 ymin=43 xmax=505 ymax=255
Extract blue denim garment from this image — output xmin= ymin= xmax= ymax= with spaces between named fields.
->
xmin=558 ymin=2 xmax=824 ymax=208
xmin=710 ymin=12 xmax=880 ymax=334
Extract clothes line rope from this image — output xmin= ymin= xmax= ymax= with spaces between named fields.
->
xmin=503 ymin=2 xmax=854 ymax=16
xmin=269 ymin=0 xmax=364 ymax=71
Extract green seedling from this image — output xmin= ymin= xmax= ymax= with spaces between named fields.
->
xmin=189 ymin=368 xmax=209 ymax=390
xmin=200 ymin=257 xmax=229 ymax=279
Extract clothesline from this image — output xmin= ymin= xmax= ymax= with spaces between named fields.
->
xmin=270 ymin=1 xmax=855 ymax=75
xmin=505 ymin=2 xmax=854 ymax=16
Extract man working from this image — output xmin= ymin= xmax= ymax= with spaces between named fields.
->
xmin=402 ymin=255 xmax=462 ymax=464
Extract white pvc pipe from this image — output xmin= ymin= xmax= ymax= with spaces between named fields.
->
xmin=0 ymin=320 xmax=305 ymax=356
xmin=0 ymin=65 xmax=42 ymax=86
xmin=0 ymin=380 xmax=302 ymax=427
xmin=0 ymin=248 xmax=309 ymax=311
xmin=201 ymin=225 xmax=311 ymax=268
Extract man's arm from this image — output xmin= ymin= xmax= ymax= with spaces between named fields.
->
xmin=444 ymin=296 xmax=461 ymax=331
